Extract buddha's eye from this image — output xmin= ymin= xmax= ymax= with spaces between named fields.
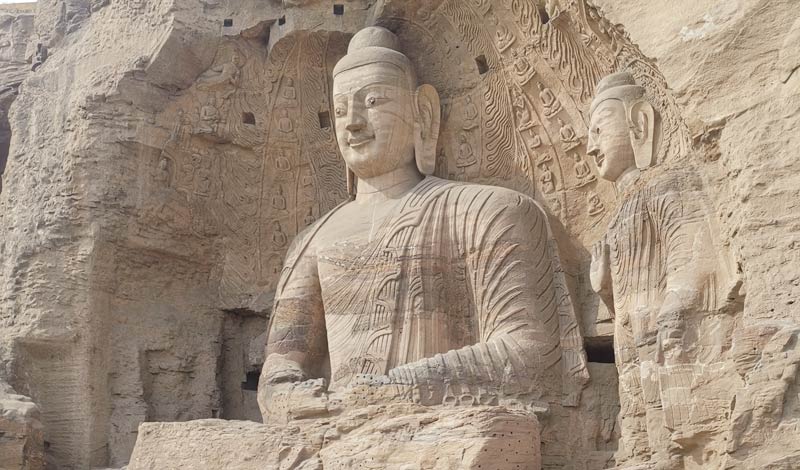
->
xmin=334 ymin=105 xmax=346 ymax=117
xmin=593 ymin=126 xmax=601 ymax=136
xmin=365 ymin=91 xmax=388 ymax=108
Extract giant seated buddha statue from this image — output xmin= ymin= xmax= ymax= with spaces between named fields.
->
xmin=129 ymin=26 xmax=588 ymax=470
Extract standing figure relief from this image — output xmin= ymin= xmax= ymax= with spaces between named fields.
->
xmin=588 ymin=72 xmax=736 ymax=469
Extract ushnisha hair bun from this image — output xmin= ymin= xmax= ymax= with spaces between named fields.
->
xmin=333 ymin=26 xmax=417 ymax=87
xmin=590 ymin=71 xmax=646 ymax=115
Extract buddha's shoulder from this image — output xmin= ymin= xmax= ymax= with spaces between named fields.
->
xmin=283 ymin=203 xmax=349 ymax=257
xmin=424 ymin=177 xmax=545 ymax=217
xmin=640 ymin=169 xmax=704 ymax=195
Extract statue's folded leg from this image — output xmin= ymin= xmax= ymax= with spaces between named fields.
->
xmin=319 ymin=404 xmax=541 ymax=470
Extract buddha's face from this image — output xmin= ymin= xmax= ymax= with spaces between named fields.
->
xmin=333 ymin=62 xmax=416 ymax=179
xmin=587 ymin=99 xmax=636 ymax=182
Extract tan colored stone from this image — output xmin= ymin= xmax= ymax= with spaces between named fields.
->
xmin=130 ymin=406 xmax=540 ymax=470
xmin=0 ymin=386 xmax=44 ymax=470
xmin=129 ymin=419 xmax=321 ymax=470
xmin=2 ymin=0 xmax=800 ymax=468
xmin=588 ymin=70 xmax=739 ymax=468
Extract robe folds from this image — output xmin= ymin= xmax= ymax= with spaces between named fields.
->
xmin=265 ymin=177 xmax=588 ymax=405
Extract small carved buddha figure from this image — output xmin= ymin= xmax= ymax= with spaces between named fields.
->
xmin=456 ymin=132 xmax=477 ymax=168
xmin=271 ymin=220 xmax=287 ymax=248
xmin=512 ymin=89 xmax=534 ymax=131
xmin=195 ymin=154 xmax=216 ymax=196
xmin=197 ymin=51 xmax=241 ymax=101
xmin=169 ymin=110 xmax=193 ymax=145
xmin=463 ymin=95 xmax=479 ymax=130
xmin=573 ymin=153 xmax=594 ymax=185
xmin=265 ymin=68 xmax=280 ymax=94
xmin=558 ymin=118 xmax=579 ymax=151
xmin=198 ymin=98 xmax=220 ymax=134
xmin=271 ymin=185 xmax=287 ymax=211
xmin=258 ymin=26 xmax=588 ymax=468
xmin=154 ymin=156 xmax=172 ymax=187
xmin=512 ymin=47 xmax=535 ymax=84
xmin=277 ymin=109 xmax=296 ymax=140
xmin=282 ymin=77 xmax=298 ymax=106
xmin=538 ymin=162 xmax=555 ymax=194
xmin=537 ymin=152 xmax=552 ymax=165
xmin=527 ymin=128 xmax=542 ymax=148
xmin=588 ymin=72 xmax=735 ymax=469
xmin=496 ymin=24 xmax=515 ymax=52
xmin=274 ymin=148 xmax=292 ymax=172
xmin=301 ymin=167 xmax=314 ymax=187
xmin=538 ymin=82 xmax=561 ymax=117
xmin=587 ymin=193 xmax=604 ymax=216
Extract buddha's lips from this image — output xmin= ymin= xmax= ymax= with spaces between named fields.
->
xmin=348 ymin=135 xmax=374 ymax=148
xmin=594 ymin=153 xmax=605 ymax=167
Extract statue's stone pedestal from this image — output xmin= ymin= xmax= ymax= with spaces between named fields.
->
xmin=128 ymin=405 xmax=540 ymax=470
xmin=128 ymin=419 xmax=321 ymax=470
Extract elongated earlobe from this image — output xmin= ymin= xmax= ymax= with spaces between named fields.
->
xmin=628 ymin=100 xmax=657 ymax=170
xmin=414 ymin=84 xmax=441 ymax=175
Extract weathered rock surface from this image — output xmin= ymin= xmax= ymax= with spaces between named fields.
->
xmin=129 ymin=405 xmax=540 ymax=470
xmin=0 ymin=0 xmax=797 ymax=469
xmin=129 ymin=419 xmax=319 ymax=470
xmin=0 ymin=384 xmax=44 ymax=470
xmin=588 ymin=2 xmax=800 ymax=468
xmin=0 ymin=3 xmax=33 ymax=192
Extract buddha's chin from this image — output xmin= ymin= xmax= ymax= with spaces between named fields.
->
xmin=343 ymin=147 xmax=383 ymax=173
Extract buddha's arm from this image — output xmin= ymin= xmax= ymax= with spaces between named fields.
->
xmin=650 ymin=180 xmax=718 ymax=361
xmin=387 ymin=193 xmax=562 ymax=401
xmin=257 ymin=237 xmax=329 ymax=421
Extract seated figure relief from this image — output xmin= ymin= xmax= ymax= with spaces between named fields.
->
xmin=588 ymin=72 xmax=736 ymax=469
xmin=255 ymin=26 xmax=589 ymax=468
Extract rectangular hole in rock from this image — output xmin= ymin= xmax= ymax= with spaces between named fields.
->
xmin=223 ymin=18 xmax=233 ymax=27
xmin=585 ymin=336 xmax=615 ymax=364
xmin=242 ymin=112 xmax=256 ymax=125
xmin=333 ymin=4 xmax=344 ymax=15
xmin=475 ymin=55 xmax=489 ymax=75
xmin=318 ymin=111 xmax=331 ymax=129
xmin=241 ymin=371 xmax=260 ymax=391
xmin=278 ymin=16 xmax=286 ymax=26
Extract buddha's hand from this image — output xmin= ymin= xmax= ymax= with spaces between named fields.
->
xmin=261 ymin=378 xmax=331 ymax=423
xmin=331 ymin=374 xmax=418 ymax=409
xmin=655 ymin=291 xmax=692 ymax=365
xmin=590 ymin=240 xmax=614 ymax=311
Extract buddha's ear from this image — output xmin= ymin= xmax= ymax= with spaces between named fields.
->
xmin=628 ymin=99 xmax=657 ymax=170
xmin=414 ymin=84 xmax=441 ymax=176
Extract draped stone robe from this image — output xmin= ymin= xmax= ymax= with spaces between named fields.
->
xmin=263 ymin=177 xmax=587 ymax=405
xmin=602 ymin=171 xmax=733 ymax=461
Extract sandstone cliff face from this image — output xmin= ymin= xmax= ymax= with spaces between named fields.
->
xmin=0 ymin=0 xmax=797 ymax=469
xmin=0 ymin=1 xmax=361 ymax=467
xmin=0 ymin=3 xmax=33 ymax=193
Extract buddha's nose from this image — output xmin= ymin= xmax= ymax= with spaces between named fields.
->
xmin=345 ymin=107 xmax=366 ymax=133
xmin=587 ymin=134 xmax=600 ymax=156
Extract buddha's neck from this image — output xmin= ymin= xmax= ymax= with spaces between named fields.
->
xmin=355 ymin=163 xmax=424 ymax=205
xmin=615 ymin=167 xmax=641 ymax=194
